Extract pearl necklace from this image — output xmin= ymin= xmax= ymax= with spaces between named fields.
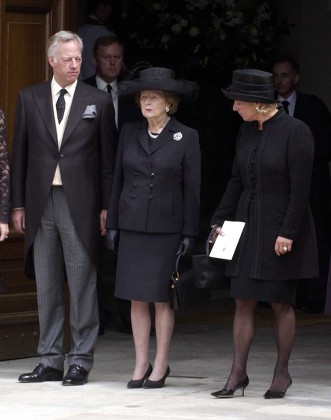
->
xmin=148 ymin=129 xmax=159 ymax=139
xmin=148 ymin=117 xmax=170 ymax=139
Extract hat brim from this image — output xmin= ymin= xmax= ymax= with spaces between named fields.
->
xmin=222 ymin=88 xmax=276 ymax=104
xmin=118 ymin=79 xmax=199 ymax=100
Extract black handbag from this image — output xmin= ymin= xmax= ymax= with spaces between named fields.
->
xmin=192 ymin=228 xmax=227 ymax=290
xmin=170 ymin=253 xmax=210 ymax=312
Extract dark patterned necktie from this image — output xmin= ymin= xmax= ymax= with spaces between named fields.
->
xmin=56 ymin=89 xmax=67 ymax=123
xmin=282 ymin=100 xmax=289 ymax=114
xmin=106 ymin=84 xmax=112 ymax=93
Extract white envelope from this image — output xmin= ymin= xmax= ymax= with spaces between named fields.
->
xmin=209 ymin=221 xmax=245 ymax=260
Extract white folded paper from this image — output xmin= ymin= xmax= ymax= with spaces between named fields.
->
xmin=209 ymin=221 xmax=245 ymax=260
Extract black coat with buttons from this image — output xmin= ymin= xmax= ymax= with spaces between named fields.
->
xmin=211 ymin=109 xmax=319 ymax=281
xmin=106 ymin=117 xmax=201 ymax=236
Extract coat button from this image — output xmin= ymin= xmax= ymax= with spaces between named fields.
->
xmin=151 ymin=172 xmax=155 ymax=176
xmin=131 ymin=194 xmax=136 ymax=199
xmin=150 ymin=184 xmax=154 ymax=188
xmin=59 ymin=154 xmax=64 ymax=158
xmin=149 ymin=195 xmax=152 ymax=199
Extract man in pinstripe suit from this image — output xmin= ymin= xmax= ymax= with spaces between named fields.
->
xmin=11 ymin=31 xmax=117 ymax=385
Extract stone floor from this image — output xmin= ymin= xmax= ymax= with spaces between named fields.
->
xmin=1 ymin=300 xmax=331 ymax=420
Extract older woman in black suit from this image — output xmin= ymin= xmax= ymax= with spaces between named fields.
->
xmin=210 ymin=69 xmax=318 ymax=399
xmin=106 ymin=67 xmax=200 ymax=388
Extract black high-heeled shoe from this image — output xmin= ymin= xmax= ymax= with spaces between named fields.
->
xmin=263 ymin=379 xmax=292 ymax=399
xmin=211 ymin=375 xmax=249 ymax=398
xmin=127 ymin=364 xmax=153 ymax=389
xmin=143 ymin=366 xmax=170 ymax=389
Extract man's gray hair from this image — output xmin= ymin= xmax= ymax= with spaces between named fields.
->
xmin=47 ymin=31 xmax=83 ymax=59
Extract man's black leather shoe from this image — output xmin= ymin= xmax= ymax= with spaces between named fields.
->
xmin=18 ymin=363 xmax=63 ymax=383
xmin=62 ymin=364 xmax=89 ymax=386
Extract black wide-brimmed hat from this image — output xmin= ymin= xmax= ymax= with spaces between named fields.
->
xmin=118 ymin=67 xmax=199 ymax=99
xmin=222 ymin=69 xmax=276 ymax=103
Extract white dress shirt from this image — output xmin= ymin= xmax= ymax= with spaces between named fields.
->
xmin=51 ymin=78 xmax=77 ymax=185
xmin=278 ymin=91 xmax=297 ymax=117
xmin=95 ymin=75 xmax=118 ymax=128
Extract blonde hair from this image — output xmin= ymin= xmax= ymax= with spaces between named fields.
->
xmin=255 ymin=102 xmax=278 ymax=114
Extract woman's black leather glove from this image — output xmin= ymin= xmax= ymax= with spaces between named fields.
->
xmin=105 ymin=229 xmax=119 ymax=253
xmin=176 ymin=236 xmax=195 ymax=256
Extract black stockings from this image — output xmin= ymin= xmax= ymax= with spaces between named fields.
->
xmin=225 ymin=299 xmax=257 ymax=389
xmin=224 ymin=299 xmax=294 ymax=392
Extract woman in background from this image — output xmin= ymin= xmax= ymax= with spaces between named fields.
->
xmin=0 ymin=108 xmax=10 ymax=241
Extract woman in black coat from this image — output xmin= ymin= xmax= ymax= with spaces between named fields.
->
xmin=106 ymin=67 xmax=200 ymax=388
xmin=210 ymin=69 xmax=318 ymax=399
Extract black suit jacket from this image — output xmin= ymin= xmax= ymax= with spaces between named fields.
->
xmin=83 ymin=75 xmax=142 ymax=132
xmin=294 ymin=91 xmax=331 ymax=164
xmin=11 ymin=81 xmax=118 ymax=276
xmin=293 ymin=91 xmax=331 ymax=248
xmin=106 ymin=117 xmax=201 ymax=236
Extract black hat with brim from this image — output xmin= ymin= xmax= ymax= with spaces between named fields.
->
xmin=222 ymin=69 xmax=276 ymax=104
xmin=118 ymin=67 xmax=199 ymax=100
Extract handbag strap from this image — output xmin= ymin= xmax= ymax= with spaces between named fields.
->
xmin=171 ymin=252 xmax=182 ymax=285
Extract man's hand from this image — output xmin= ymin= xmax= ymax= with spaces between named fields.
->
xmin=11 ymin=209 xmax=25 ymax=234
xmin=100 ymin=209 xmax=107 ymax=236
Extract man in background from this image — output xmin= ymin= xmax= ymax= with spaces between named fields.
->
xmin=273 ymin=55 xmax=331 ymax=313
xmin=84 ymin=35 xmax=141 ymax=334
xmin=78 ymin=0 xmax=115 ymax=80
xmin=84 ymin=35 xmax=141 ymax=131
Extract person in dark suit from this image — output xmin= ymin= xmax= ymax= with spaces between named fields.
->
xmin=83 ymin=35 xmax=142 ymax=132
xmin=77 ymin=0 xmax=115 ymax=80
xmin=83 ymin=35 xmax=141 ymax=335
xmin=106 ymin=67 xmax=201 ymax=389
xmin=273 ymin=55 xmax=331 ymax=313
xmin=11 ymin=31 xmax=117 ymax=385
xmin=210 ymin=69 xmax=318 ymax=399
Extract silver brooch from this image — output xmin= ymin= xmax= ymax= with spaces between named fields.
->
xmin=173 ymin=132 xmax=183 ymax=141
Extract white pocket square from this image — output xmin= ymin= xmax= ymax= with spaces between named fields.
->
xmin=82 ymin=105 xmax=97 ymax=118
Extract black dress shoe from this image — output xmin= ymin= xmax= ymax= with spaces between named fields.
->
xmin=143 ymin=366 xmax=170 ymax=389
xmin=18 ymin=363 xmax=63 ymax=383
xmin=127 ymin=363 xmax=153 ymax=389
xmin=62 ymin=364 xmax=89 ymax=386
xmin=211 ymin=376 xmax=249 ymax=398
xmin=264 ymin=379 xmax=292 ymax=399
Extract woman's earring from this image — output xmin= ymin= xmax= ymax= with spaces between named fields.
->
xmin=166 ymin=106 xmax=170 ymax=113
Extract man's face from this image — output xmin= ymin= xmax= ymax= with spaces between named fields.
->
xmin=94 ymin=43 xmax=124 ymax=83
xmin=49 ymin=40 xmax=82 ymax=87
xmin=273 ymin=61 xmax=299 ymax=98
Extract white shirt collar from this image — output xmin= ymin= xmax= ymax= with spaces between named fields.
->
xmin=51 ymin=78 xmax=78 ymax=98
xmin=278 ymin=90 xmax=297 ymax=106
xmin=95 ymin=75 xmax=117 ymax=94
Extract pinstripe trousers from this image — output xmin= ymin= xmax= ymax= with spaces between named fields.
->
xmin=33 ymin=187 xmax=99 ymax=372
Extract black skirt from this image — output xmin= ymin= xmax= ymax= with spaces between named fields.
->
xmin=115 ymin=230 xmax=181 ymax=302
xmin=230 ymin=207 xmax=298 ymax=304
